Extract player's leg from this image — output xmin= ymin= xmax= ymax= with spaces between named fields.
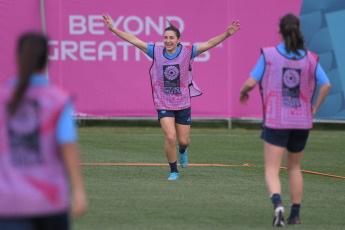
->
xmin=264 ymin=141 xmax=286 ymax=227
xmin=176 ymin=123 xmax=190 ymax=150
xmin=261 ymin=127 xmax=288 ymax=202
xmin=160 ymin=117 xmax=177 ymax=162
xmin=261 ymin=126 xmax=289 ymax=227
xmin=285 ymin=129 xmax=309 ymax=225
xmin=160 ymin=116 xmax=179 ymax=180
xmin=175 ymin=123 xmax=190 ymax=168
xmin=285 ymin=150 xmax=303 ymax=225
xmin=175 ymin=107 xmax=191 ymax=168
xmin=264 ymin=141 xmax=285 ymax=201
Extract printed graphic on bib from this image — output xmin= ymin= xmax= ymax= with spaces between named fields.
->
xmin=163 ymin=64 xmax=181 ymax=95
xmin=282 ymin=68 xmax=301 ymax=107
xmin=7 ymin=99 xmax=41 ymax=167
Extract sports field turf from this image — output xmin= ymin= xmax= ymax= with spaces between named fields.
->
xmin=74 ymin=124 xmax=345 ymax=230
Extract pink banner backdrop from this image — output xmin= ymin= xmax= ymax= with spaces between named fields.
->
xmin=0 ymin=0 xmax=303 ymax=118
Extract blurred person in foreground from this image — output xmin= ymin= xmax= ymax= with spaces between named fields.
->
xmin=239 ymin=14 xmax=330 ymax=227
xmin=0 ymin=32 xmax=87 ymax=230
xmin=102 ymin=13 xmax=240 ymax=180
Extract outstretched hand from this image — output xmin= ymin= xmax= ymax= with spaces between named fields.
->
xmin=102 ymin=13 xmax=113 ymax=30
xmin=226 ymin=20 xmax=241 ymax=36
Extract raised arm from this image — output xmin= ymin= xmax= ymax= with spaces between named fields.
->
xmin=196 ymin=20 xmax=240 ymax=56
xmin=102 ymin=13 xmax=148 ymax=53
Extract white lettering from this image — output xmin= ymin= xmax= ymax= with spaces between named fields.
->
xmin=193 ymin=42 xmax=209 ymax=62
xmin=69 ymin=15 xmax=186 ymax=36
xmin=123 ymin=16 xmax=143 ymax=35
xmin=89 ymin=15 xmax=104 ymax=35
xmin=180 ymin=42 xmax=191 ymax=46
xmin=69 ymin=15 xmax=87 ymax=35
xmin=145 ymin=16 xmax=163 ymax=36
xmin=135 ymin=46 xmax=152 ymax=61
xmin=80 ymin=41 xmax=96 ymax=61
xmin=48 ymin=40 xmax=210 ymax=62
xmin=61 ymin=41 xmax=78 ymax=60
xmin=195 ymin=51 xmax=210 ymax=62
xmin=117 ymin=42 xmax=132 ymax=61
xmin=113 ymin=16 xmax=124 ymax=28
xmin=98 ymin=41 xmax=116 ymax=61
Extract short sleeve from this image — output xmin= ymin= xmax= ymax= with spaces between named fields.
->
xmin=250 ymin=54 xmax=265 ymax=82
xmin=57 ymin=101 xmax=77 ymax=144
xmin=191 ymin=45 xmax=198 ymax=59
xmin=315 ymin=63 xmax=330 ymax=86
xmin=146 ymin=43 xmax=154 ymax=59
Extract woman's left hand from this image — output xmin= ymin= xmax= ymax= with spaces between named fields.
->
xmin=226 ymin=20 xmax=241 ymax=37
xmin=312 ymin=106 xmax=317 ymax=117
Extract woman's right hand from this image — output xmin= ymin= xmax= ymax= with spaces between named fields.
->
xmin=102 ymin=13 xmax=114 ymax=30
xmin=71 ymin=189 xmax=88 ymax=218
xmin=239 ymin=91 xmax=249 ymax=105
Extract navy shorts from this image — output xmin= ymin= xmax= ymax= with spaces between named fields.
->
xmin=261 ymin=126 xmax=310 ymax=153
xmin=0 ymin=212 xmax=69 ymax=230
xmin=157 ymin=107 xmax=191 ymax=125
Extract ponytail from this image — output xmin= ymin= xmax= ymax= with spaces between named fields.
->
xmin=165 ymin=18 xmax=181 ymax=40
xmin=8 ymin=33 xmax=48 ymax=116
xmin=166 ymin=18 xmax=174 ymax=28
xmin=279 ymin=14 xmax=306 ymax=55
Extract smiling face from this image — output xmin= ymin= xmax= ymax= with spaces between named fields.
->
xmin=163 ymin=30 xmax=180 ymax=55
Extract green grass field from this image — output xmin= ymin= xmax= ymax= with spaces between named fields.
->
xmin=73 ymin=123 xmax=345 ymax=230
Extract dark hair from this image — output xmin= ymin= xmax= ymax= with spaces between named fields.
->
xmin=279 ymin=14 xmax=306 ymax=55
xmin=164 ymin=19 xmax=180 ymax=40
xmin=8 ymin=32 xmax=48 ymax=116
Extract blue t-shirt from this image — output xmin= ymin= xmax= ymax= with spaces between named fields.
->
xmin=146 ymin=43 xmax=198 ymax=60
xmin=16 ymin=74 xmax=77 ymax=144
xmin=250 ymin=42 xmax=329 ymax=86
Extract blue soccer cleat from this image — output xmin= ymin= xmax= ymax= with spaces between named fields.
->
xmin=168 ymin=172 xmax=179 ymax=180
xmin=178 ymin=147 xmax=188 ymax=168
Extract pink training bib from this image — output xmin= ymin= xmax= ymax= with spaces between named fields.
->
xmin=0 ymin=82 xmax=70 ymax=217
xmin=260 ymin=47 xmax=318 ymax=129
xmin=149 ymin=45 xmax=202 ymax=110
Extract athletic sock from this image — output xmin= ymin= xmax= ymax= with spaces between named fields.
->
xmin=169 ymin=161 xmax=178 ymax=173
xmin=270 ymin=193 xmax=282 ymax=209
xmin=289 ymin=203 xmax=301 ymax=218
xmin=179 ymin=147 xmax=186 ymax=154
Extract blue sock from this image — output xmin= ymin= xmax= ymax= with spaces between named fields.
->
xmin=169 ymin=161 xmax=178 ymax=173
xmin=289 ymin=203 xmax=300 ymax=218
xmin=179 ymin=147 xmax=186 ymax=154
xmin=270 ymin=194 xmax=282 ymax=209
